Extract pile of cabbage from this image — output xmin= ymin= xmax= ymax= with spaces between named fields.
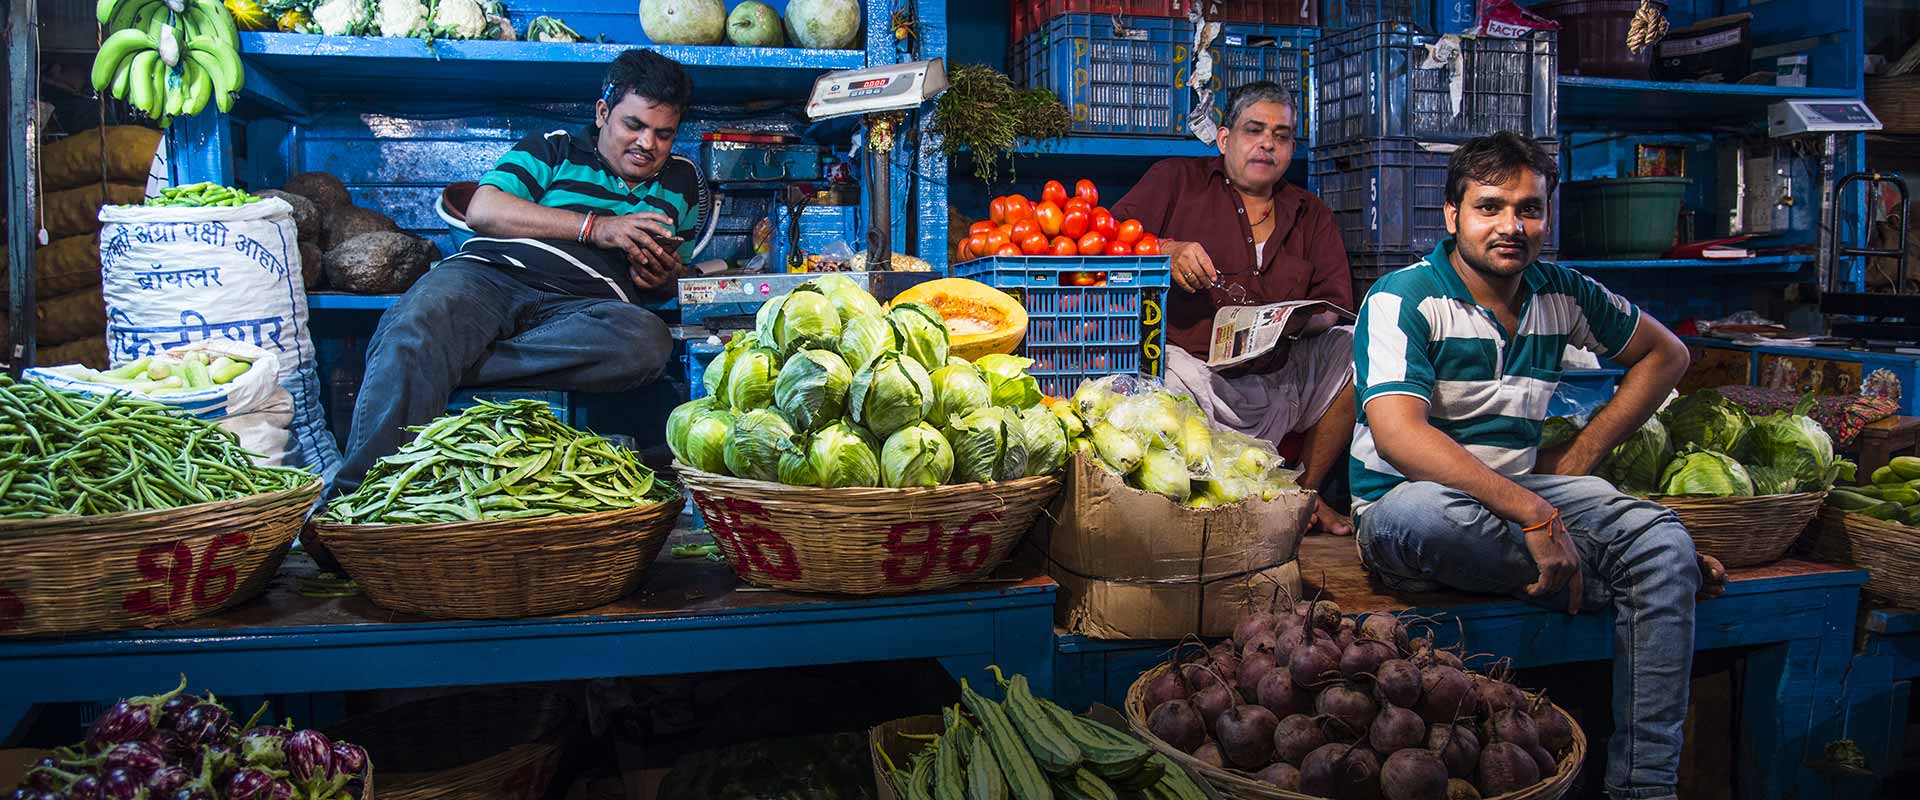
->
xmin=1066 ymin=375 xmax=1302 ymax=508
xmin=1565 ymin=391 xmax=1854 ymax=498
xmin=666 ymin=275 xmax=1076 ymax=488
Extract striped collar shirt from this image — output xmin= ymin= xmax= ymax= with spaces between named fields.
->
xmin=1348 ymin=239 xmax=1642 ymax=516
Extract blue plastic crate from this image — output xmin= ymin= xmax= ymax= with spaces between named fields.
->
xmin=1204 ymin=23 xmax=1317 ymax=126
xmin=686 ymin=340 xmax=724 ymax=400
xmin=1320 ymin=0 xmax=1428 ymax=32
xmin=951 ymin=256 xmax=1171 ymax=395
xmin=1312 ymin=22 xmax=1557 ymax=147
xmin=1019 ymin=14 xmax=1193 ymax=137
xmin=1311 ymin=138 xmax=1560 ymax=262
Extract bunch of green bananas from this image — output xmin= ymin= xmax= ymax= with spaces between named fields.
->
xmin=90 ymin=0 xmax=245 ymax=126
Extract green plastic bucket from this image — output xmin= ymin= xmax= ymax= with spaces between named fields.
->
xmin=1560 ymin=177 xmax=1690 ymax=260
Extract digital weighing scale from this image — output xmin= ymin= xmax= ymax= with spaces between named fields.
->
xmin=1768 ymin=99 xmax=1883 ymax=137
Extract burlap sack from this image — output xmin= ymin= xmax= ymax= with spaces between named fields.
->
xmin=42 ymin=127 xmax=162 ymax=192
xmin=35 ymin=337 xmax=109 ymax=370
xmin=43 ymin=183 xmax=145 ymax=240
xmin=0 ymin=236 xmax=103 ymax=302
xmin=37 ymin=288 xmax=107 ymax=345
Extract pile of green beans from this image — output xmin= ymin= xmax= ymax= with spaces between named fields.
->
xmin=326 ymin=399 xmax=677 ymax=525
xmin=144 ymin=182 xmax=263 ymax=207
xmin=0 ymin=377 xmax=314 ymax=518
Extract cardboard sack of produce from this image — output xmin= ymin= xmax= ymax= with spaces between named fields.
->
xmin=1042 ymin=375 xmax=1313 ymax=641
xmin=26 ymin=338 xmax=292 ymax=465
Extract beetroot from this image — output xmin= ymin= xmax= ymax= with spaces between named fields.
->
xmin=1369 ymin=706 xmax=1427 ymax=754
xmin=1446 ymin=778 xmax=1481 ymax=799
xmin=1274 ymin=623 xmax=1313 ymax=662
xmin=1310 ymin=600 xmax=1344 ymax=633
xmin=1256 ymin=666 xmax=1308 ymax=717
xmin=1416 ymin=666 xmax=1476 ymax=724
xmin=1301 ymin=743 xmax=1382 ymax=800
xmin=1211 ymin=649 xmax=1243 ymax=682
xmin=1148 ymin=698 xmax=1207 ymax=754
xmin=1238 ymin=652 xmax=1279 ymax=701
xmin=1341 ymin=639 xmax=1400 ymax=682
xmin=1274 ymin=713 xmax=1327 ymax=764
xmin=1179 ymin=662 xmax=1225 ymax=692
xmin=1255 ymin=762 xmax=1302 ymax=790
xmin=1235 ymin=610 xmax=1281 ymax=647
xmin=1316 ymin=684 xmax=1380 ymax=743
xmin=1431 ymin=649 xmax=1464 ymax=670
xmin=1216 ymin=704 xmax=1281 ymax=769
xmin=1476 ymin=741 xmax=1540 ymax=795
xmin=1290 ymin=637 xmax=1344 ymax=690
xmin=1425 ymin=723 xmax=1480 ymax=779
xmin=1193 ymin=684 xmax=1237 ymax=735
xmin=1481 ymin=708 xmax=1540 ymax=751
xmin=1359 ymin=613 xmax=1411 ymax=652
xmin=1531 ymin=702 xmax=1574 ymax=753
xmin=1146 ymin=669 xmax=1190 ymax=709
xmin=1374 ymin=659 xmax=1423 ymax=709
xmin=1338 ymin=630 xmax=1359 ymax=653
xmin=1472 ymin=677 xmax=1526 ymax=716
xmin=1380 ymin=748 xmax=1449 ymax=800
xmin=1193 ymin=740 xmax=1225 ymax=768
xmin=1245 ymin=630 xmax=1281 ymax=658
xmin=1295 ymin=601 xmax=1313 ymax=618
xmin=1527 ymin=743 xmax=1559 ymax=778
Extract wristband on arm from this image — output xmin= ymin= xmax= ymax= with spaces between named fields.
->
xmin=578 ymin=212 xmax=596 ymax=244
xmin=1521 ymin=508 xmax=1560 ymax=533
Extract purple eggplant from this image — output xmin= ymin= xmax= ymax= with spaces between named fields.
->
xmin=285 ymin=730 xmax=332 ymax=782
xmin=31 ymin=791 xmax=63 ymax=800
xmin=170 ymin=789 xmax=212 ymax=800
xmin=175 ymin=702 xmax=232 ymax=748
xmin=144 ymin=729 xmax=189 ymax=758
xmin=237 ymin=729 xmax=289 ymax=769
xmin=344 ymin=777 xmax=365 ymax=799
xmin=7 ymin=789 xmax=30 ymax=800
xmin=99 ymin=767 xmax=143 ymax=800
xmin=66 ymin=775 xmax=104 ymax=800
xmin=267 ymin=781 xmax=294 ymax=800
xmin=145 ymin=766 xmax=192 ymax=794
xmin=222 ymin=769 xmax=277 ymax=800
xmin=85 ymin=675 xmax=189 ymax=752
xmin=187 ymin=742 xmax=234 ymax=777
xmin=329 ymin=742 xmax=368 ymax=778
xmin=158 ymin=693 xmax=204 ymax=729
xmin=239 ymin=725 xmax=292 ymax=741
xmin=101 ymin=741 xmax=165 ymax=778
xmin=21 ymin=768 xmax=56 ymax=791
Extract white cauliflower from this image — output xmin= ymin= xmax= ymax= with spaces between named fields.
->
xmin=311 ymin=0 xmax=372 ymax=35
xmin=431 ymin=0 xmax=490 ymax=38
xmin=375 ymin=0 xmax=429 ymax=36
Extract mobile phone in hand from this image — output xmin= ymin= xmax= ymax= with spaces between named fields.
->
xmin=651 ymin=233 xmax=685 ymax=253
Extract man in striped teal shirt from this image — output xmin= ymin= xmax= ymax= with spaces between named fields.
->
xmin=335 ymin=50 xmax=695 ymax=497
xmin=1350 ymin=133 xmax=1724 ymax=800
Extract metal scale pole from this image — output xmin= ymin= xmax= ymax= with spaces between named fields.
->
xmin=865 ymin=112 xmax=903 ymax=272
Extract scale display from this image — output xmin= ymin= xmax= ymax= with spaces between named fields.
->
xmin=806 ymin=59 xmax=948 ymax=120
xmin=1769 ymin=99 xmax=1883 ymax=137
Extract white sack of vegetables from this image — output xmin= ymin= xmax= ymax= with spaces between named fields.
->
xmin=1067 ymin=373 xmax=1300 ymax=508
xmin=27 ymin=338 xmax=293 ymax=466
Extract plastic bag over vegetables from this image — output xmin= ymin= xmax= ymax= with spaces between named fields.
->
xmin=1061 ymin=374 xmax=1301 ymax=509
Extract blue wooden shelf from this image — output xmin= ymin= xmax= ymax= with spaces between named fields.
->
xmin=1558 ymin=76 xmax=1857 ymax=127
xmin=236 ymin=33 xmax=864 ymax=109
xmin=1009 ymin=136 xmax=1215 ymax=158
xmin=1560 ymin=255 xmax=1814 ymax=272
xmin=306 ymin=293 xmax=400 ymax=311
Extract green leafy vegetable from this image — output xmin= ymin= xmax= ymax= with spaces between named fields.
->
xmin=1662 ymin=391 xmax=1751 ymax=455
xmin=773 ymin=349 xmax=853 ymax=432
xmin=724 ymin=408 xmax=799 ymax=483
xmin=881 ymin=422 xmax=955 ymax=488
xmin=1597 ymin=416 xmax=1673 ymax=496
xmin=974 ymin=353 xmax=1042 ymax=408
xmin=808 ymin=420 xmax=882 ymax=488
xmin=887 ymin=302 xmax=952 ymax=372
xmin=1659 ymin=448 xmax=1755 ymax=497
xmin=928 ymin=362 xmax=993 ymax=429
xmin=946 ymin=407 xmax=1030 ymax=484
xmin=850 ymin=353 xmax=935 ymax=439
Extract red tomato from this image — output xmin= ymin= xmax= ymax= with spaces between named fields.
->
xmin=984 ymin=229 xmax=1011 ymax=254
xmin=1092 ymin=208 xmax=1118 ymax=240
xmin=1042 ymin=180 xmax=1069 ymax=207
xmin=1020 ymin=233 xmax=1050 ymax=255
xmin=969 ymin=220 xmax=995 ymax=237
xmin=1004 ymin=194 xmax=1034 ymax=223
xmin=1064 ymin=197 xmax=1091 ymax=214
xmin=1134 ymin=233 xmax=1161 ymax=255
xmin=1117 ymin=218 xmax=1144 ymax=244
xmin=1105 ymin=240 xmax=1133 ymax=256
xmin=1062 ymin=207 xmax=1091 ymax=239
xmin=955 ymin=238 xmax=973 ymax=262
xmin=995 ymin=243 xmax=1022 ymax=257
xmin=989 ymin=197 xmax=1008 ymax=225
xmin=1077 ymin=231 xmax=1108 ymax=256
xmin=1050 ymin=236 xmax=1079 ymax=256
xmin=1074 ymin=179 xmax=1100 ymax=208
xmin=1035 ymin=201 xmax=1065 ymax=237
xmin=968 ymin=235 xmax=992 ymax=257
xmin=1011 ymin=219 xmax=1040 ymax=243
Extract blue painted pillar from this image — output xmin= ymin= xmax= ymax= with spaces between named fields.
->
xmin=915 ymin=0 xmax=949 ymax=272
xmin=164 ymin=107 xmax=235 ymax=187
xmin=5 ymin=0 xmax=43 ymax=369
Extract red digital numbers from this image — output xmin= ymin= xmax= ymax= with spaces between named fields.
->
xmin=699 ymin=497 xmax=802 ymax=581
xmin=880 ymin=513 xmax=999 ymax=586
xmin=120 ymin=532 xmax=253 ymax=617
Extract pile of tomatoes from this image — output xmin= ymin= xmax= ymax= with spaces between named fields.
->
xmin=956 ymin=179 xmax=1162 ymax=261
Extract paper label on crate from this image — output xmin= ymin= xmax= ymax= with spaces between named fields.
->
xmin=1111 ymin=272 xmax=1136 ymax=285
xmin=679 ymin=278 xmax=726 ymax=305
xmin=1207 ymin=300 xmax=1355 ymax=368
xmin=1657 ymin=28 xmax=1744 ymax=58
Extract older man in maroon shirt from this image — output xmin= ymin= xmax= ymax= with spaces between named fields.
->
xmin=1110 ymin=82 xmax=1357 ymax=535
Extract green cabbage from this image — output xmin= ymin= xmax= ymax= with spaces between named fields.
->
xmin=1748 ymin=465 xmax=1796 ymax=496
xmin=757 ymin=287 xmax=842 ymax=355
xmin=1659 ymin=448 xmax=1755 ymax=497
xmin=682 ymin=408 xmax=735 ymax=474
xmin=887 ymin=302 xmax=951 ymax=371
xmin=1540 ymin=416 xmax=1581 ymax=450
xmin=927 ymin=363 xmax=993 ymax=429
xmin=946 ymin=407 xmax=1030 ymax=484
xmin=666 ymin=396 xmax=717 ymax=465
xmin=838 ymin=314 xmax=901 ymax=372
xmin=808 ymin=420 xmax=882 ymax=488
xmin=1130 ymin=447 xmax=1193 ymax=503
xmin=946 ymin=356 xmax=973 ymax=370
xmin=973 ymin=353 xmax=1043 ymax=408
xmin=1090 ymin=421 xmax=1146 ymax=473
xmin=849 ymin=353 xmax=935 ymax=438
xmin=723 ymin=344 xmax=782 ymax=411
xmin=881 ymin=422 xmax=955 ymax=488
xmin=773 ymin=349 xmax=853 ymax=432
xmin=1597 ymin=416 xmax=1674 ymax=496
xmin=778 ymin=433 xmax=820 ymax=487
xmin=1662 ymin=391 xmax=1751 ymax=455
xmin=1020 ymin=405 xmax=1070 ymax=477
xmin=724 ymin=408 xmax=798 ymax=482
xmin=803 ymin=274 xmax=884 ymax=322
xmin=1735 ymin=397 xmax=1842 ymax=492
xmin=703 ymin=331 xmax=762 ymax=401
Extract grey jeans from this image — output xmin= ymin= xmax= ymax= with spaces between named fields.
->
xmin=1355 ymin=474 xmax=1700 ymax=800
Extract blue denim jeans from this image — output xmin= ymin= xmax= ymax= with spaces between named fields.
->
xmin=1356 ymin=474 xmax=1700 ymax=800
xmin=335 ymin=261 xmax=671 ymax=496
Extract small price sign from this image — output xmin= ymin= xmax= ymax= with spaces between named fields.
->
xmin=120 ymin=532 xmax=253 ymax=617
xmin=699 ymin=497 xmax=803 ymax=581
xmin=879 ymin=512 xmax=999 ymax=586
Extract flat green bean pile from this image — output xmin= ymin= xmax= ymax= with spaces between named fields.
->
xmin=326 ymin=399 xmax=677 ymax=525
xmin=0 ymin=376 xmax=314 ymax=518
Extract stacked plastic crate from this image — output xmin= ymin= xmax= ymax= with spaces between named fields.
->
xmin=1310 ymin=0 xmax=1559 ymax=286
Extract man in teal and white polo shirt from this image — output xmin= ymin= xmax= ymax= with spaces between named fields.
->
xmin=1350 ymin=132 xmax=1727 ymax=800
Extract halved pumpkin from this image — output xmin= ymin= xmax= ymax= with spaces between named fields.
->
xmin=890 ymin=278 xmax=1027 ymax=361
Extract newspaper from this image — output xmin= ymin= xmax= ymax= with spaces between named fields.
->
xmin=1207 ymin=300 xmax=1355 ymax=368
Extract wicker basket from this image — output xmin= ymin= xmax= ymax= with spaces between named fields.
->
xmin=1653 ymin=492 xmax=1826 ymax=568
xmin=325 ymin=688 xmax=573 ymax=800
xmin=1810 ymin=507 xmax=1920 ymax=608
xmin=1868 ymin=76 xmax=1920 ymax=135
xmin=311 ymin=499 xmax=680 ymax=619
xmin=675 ymin=464 xmax=1060 ymax=594
xmin=1124 ymin=662 xmax=1587 ymax=800
xmin=0 ymin=479 xmax=322 ymax=638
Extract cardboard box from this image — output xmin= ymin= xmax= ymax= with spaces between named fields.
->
xmin=1040 ymin=454 xmax=1310 ymax=640
xmin=869 ymin=715 xmax=944 ymax=800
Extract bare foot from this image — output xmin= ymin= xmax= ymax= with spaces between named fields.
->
xmin=1310 ymin=499 xmax=1354 ymax=537
xmin=1698 ymin=553 xmax=1728 ymax=599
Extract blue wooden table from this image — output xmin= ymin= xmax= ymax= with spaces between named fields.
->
xmin=1838 ymin=608 xmax=1920 ymax=788
xmin=0 ymin=551 xmax=1057 ymax=742
xmin=1053 ymin=535 xmax=1867 ymax=800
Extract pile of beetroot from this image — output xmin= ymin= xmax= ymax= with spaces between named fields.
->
xmin=9 ymin=677 xmax=371 ymax=800
xmin=1138 ymin=598 xmax=1578 ymax=800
